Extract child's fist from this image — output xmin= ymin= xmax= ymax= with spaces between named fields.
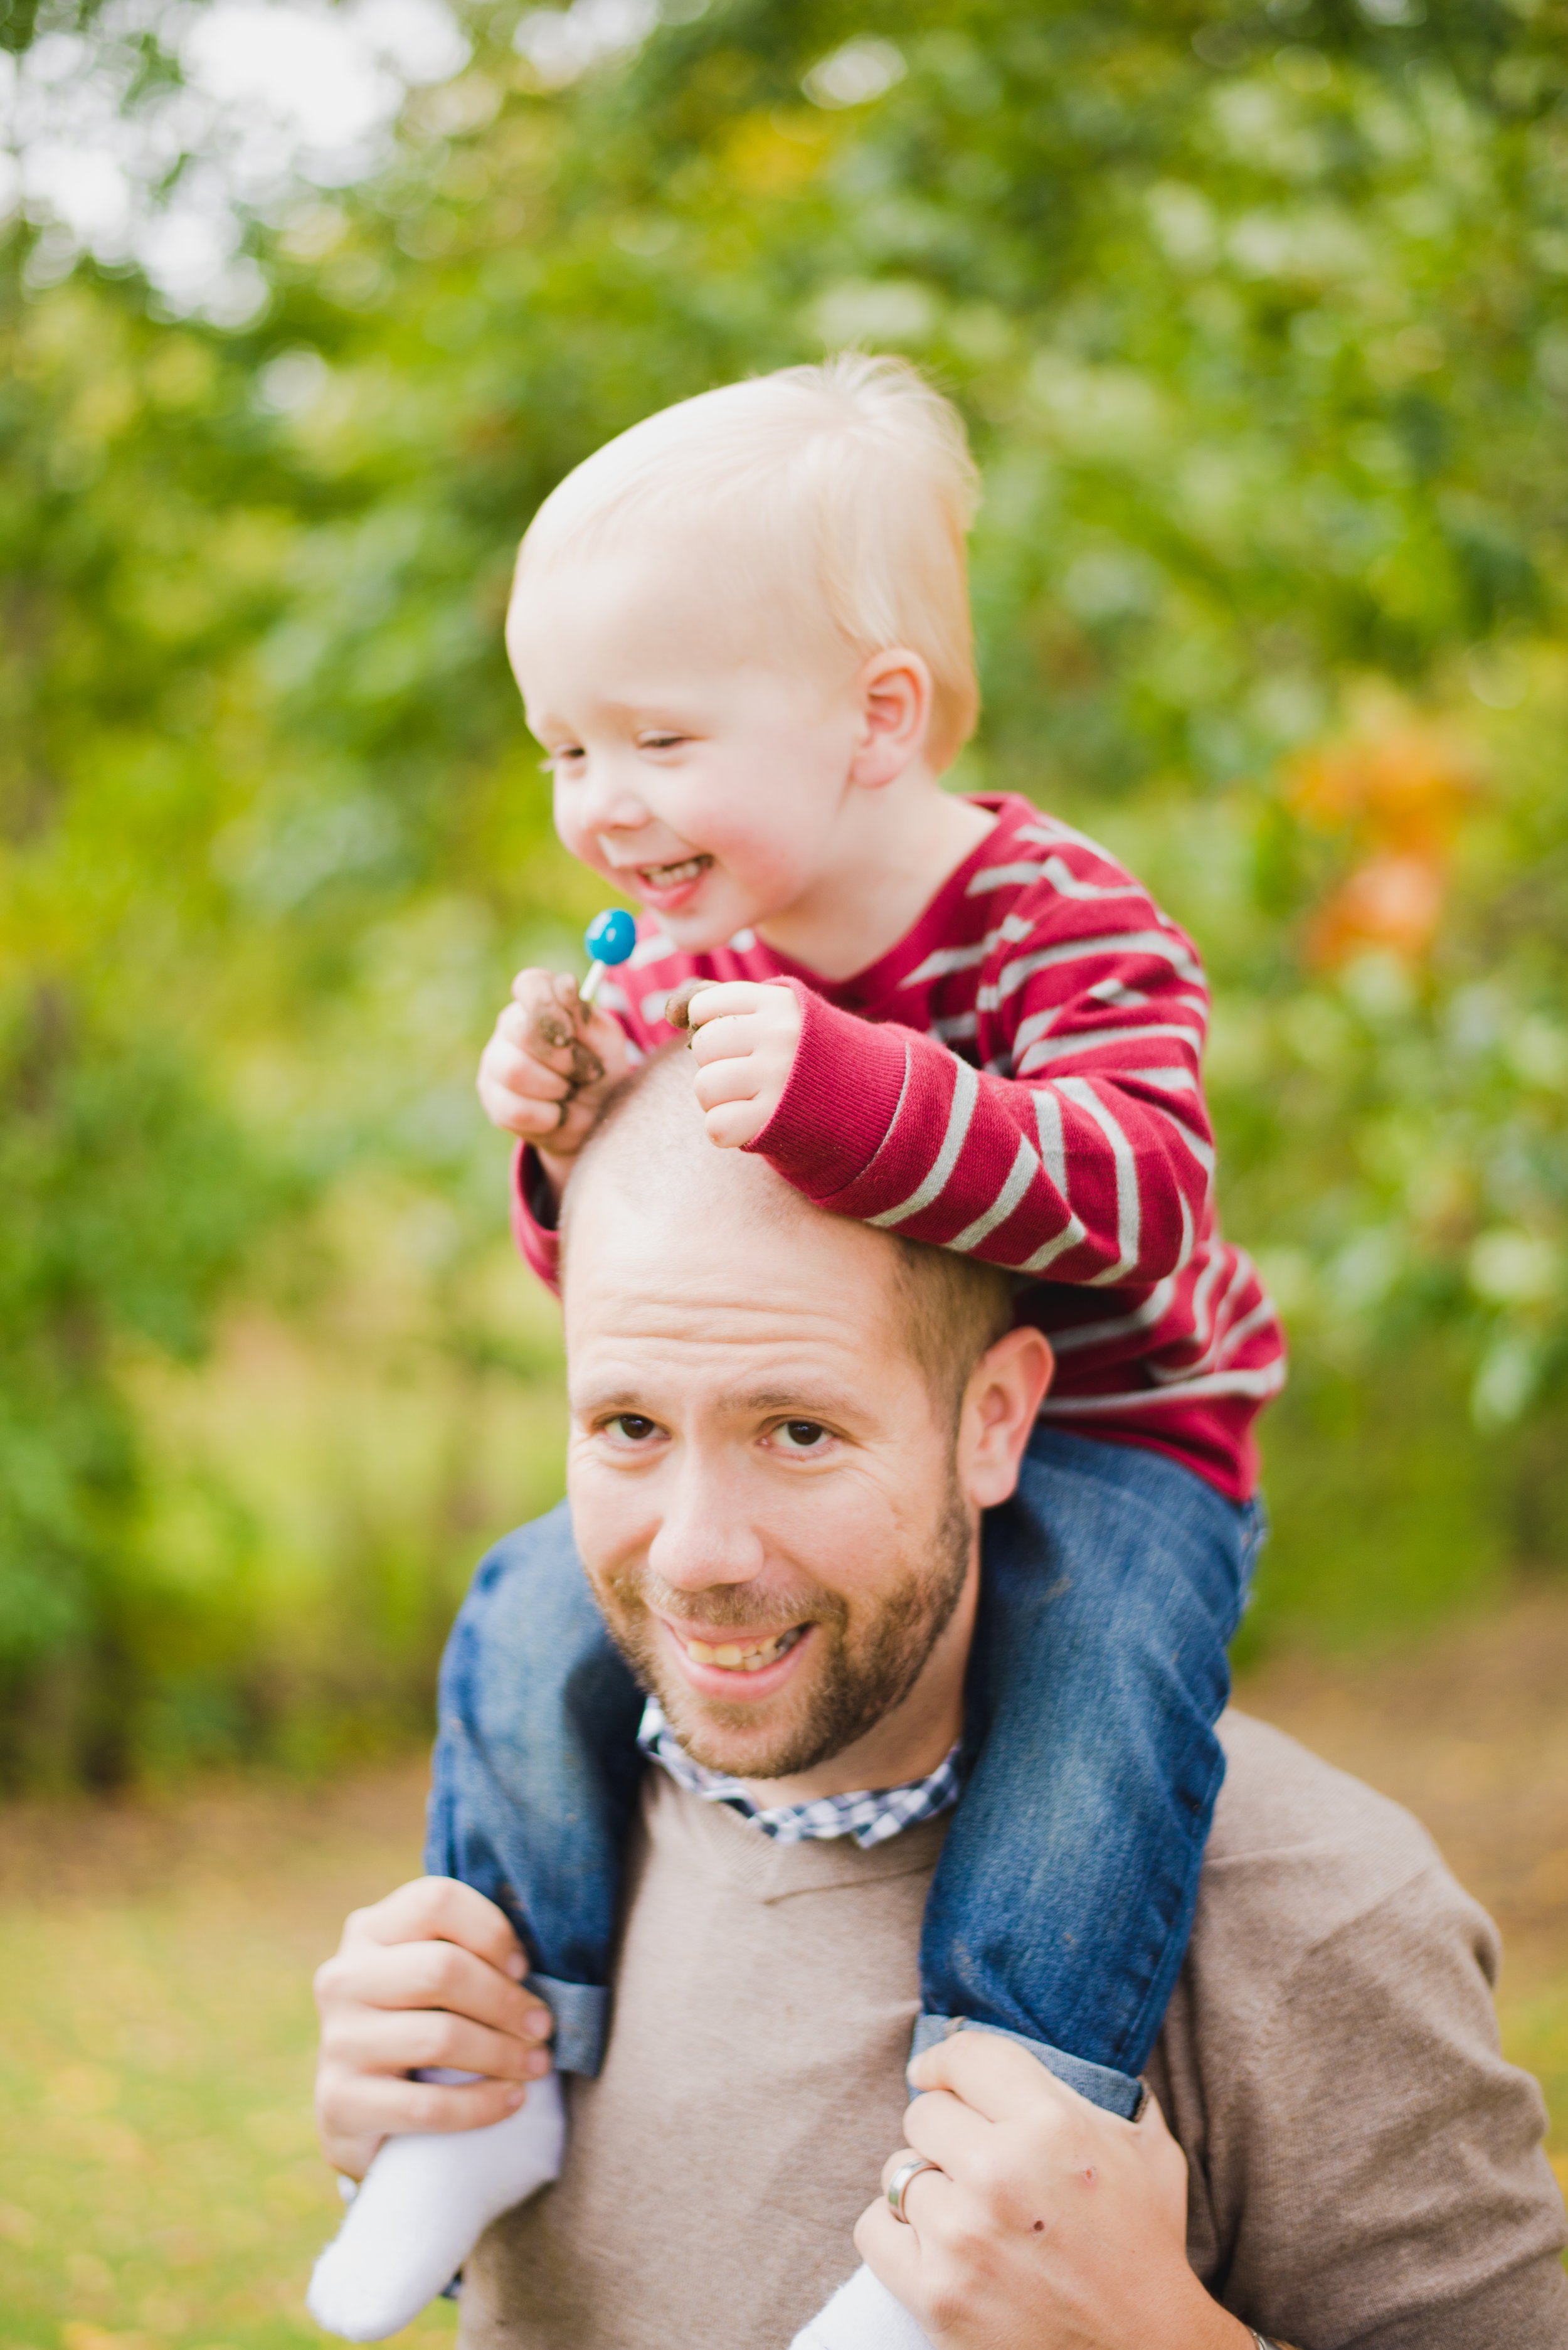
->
xmin=477 ymin=969 xmax=630 ymax=1162
xmin=685 ymin=981 xmax=803 ymax=1149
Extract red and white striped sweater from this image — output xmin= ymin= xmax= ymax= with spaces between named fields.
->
xmin=514 ymin=794 xmax=1285 ymax=1502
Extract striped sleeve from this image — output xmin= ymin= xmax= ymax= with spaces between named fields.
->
xmin=751 ymin=950 xmax=1212 ymax=1289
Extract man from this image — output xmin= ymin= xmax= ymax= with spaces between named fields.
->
xmin=314 ymin=1049 xmax=1568 ymax=2348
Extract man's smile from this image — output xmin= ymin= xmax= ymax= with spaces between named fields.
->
xmin=654 ymin=1613 xmax=815 ymax=1699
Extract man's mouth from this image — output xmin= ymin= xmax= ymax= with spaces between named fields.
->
xmin=674 ymin=1624 xmax=808 ymax=1674
xmin=636 ymin=854 xmax=712 ymax=890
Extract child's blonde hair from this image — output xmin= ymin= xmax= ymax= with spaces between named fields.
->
xmin=511 ymin=353 xmax=982 ymax=767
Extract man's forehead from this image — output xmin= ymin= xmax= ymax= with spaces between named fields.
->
xmin=567 ymin=1299 xmax=900 ymax=1391
xmin=564 ymin=1240 xmax=913 ymax=1410
xmin=566 ymin=1168 xmax=893 ymax=1313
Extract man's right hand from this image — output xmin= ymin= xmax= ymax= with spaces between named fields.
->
xmin=313 ymin=1877 xmax=556 ymax=2181
xmin=475 ymin=968 xmax=630 ymax=1167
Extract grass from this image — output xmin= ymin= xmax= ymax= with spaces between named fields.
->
xmin=2 ymin=1595 xmax=1567 ymax=2344
xmin=1509 ymin=1989 xmax=1568 ymax=2218
xmin=0 ymin=1765 xmax=453 ymax=2350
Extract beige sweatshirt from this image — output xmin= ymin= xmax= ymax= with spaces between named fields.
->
xmin=461 ymin=1711 xmax=1568 ymax=2350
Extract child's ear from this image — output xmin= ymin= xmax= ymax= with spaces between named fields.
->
xmin=850 ymin=648 xmax=933 ymax=788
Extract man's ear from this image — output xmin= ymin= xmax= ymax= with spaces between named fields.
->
xmin=956 ymin=1326 xmax=1054 ymax=1511
xmin=849 ymin=647 xmax=933 ymax=789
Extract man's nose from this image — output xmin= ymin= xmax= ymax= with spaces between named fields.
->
xmin=647 ymin=1457 xmax=766 ymax=1593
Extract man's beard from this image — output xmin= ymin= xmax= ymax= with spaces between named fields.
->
xmin=595 ymin=1474 xmax=973 ymax=1782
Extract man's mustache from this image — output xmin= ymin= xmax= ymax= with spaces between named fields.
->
xmin=604 ymin=1568 xmax=850 ymax=1639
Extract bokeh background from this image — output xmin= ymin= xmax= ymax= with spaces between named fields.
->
xmin=2 ymin=0 xmax=1566 ymax=2339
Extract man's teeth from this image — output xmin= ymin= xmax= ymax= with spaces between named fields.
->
xmin=640 ymin=856 xmax=709 ymax=887
xmin=681 ymin=1627 xmax=805 ymax=1672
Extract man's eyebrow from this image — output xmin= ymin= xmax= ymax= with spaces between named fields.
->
xmin=571 ymin=1379 xmax=878 ymax=1424
xmin=738 ymin=1388 xmax=866 ymax=1422
xmin=573 ymin=1388 xmax=654 ymax=1415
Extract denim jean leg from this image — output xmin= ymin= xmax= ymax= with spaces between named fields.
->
xmin=425 ymin=1500 xmax=645 ymax=2076
xmin=919 ymin=1430 xmax=1259 ymax=2099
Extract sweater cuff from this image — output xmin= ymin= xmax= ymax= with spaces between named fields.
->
xmin=746 ymin=982 xmax=911 ymax=1203
xmin=511 ymin=1141 xmax=563 ymax=1295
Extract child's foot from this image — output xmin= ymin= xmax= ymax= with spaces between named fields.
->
xmin=307 ymin=2071 xmax=566 ymax=2341
xmin=790 ymin=2262 xmax=933 ymax=2350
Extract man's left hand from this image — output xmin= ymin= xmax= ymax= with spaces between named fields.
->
xmin=855 ymin=2032 xmax=1251 ymax=2350
xmin=687 ymin=981 xmax=803 ymax=1149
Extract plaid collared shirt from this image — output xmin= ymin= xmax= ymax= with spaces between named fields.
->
xmin=637 ymin=1698 xmax=961 ymax=1850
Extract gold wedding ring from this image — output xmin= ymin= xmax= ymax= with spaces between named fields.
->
xmin=886 ymin=2154 xmax=940 ymax=2223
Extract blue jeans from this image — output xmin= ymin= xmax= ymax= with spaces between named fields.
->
xmin=426 ymin=1427 xmax=1263 ymax=2114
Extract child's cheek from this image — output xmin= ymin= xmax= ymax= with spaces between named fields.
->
xmin=697 ymin=811 xmax=807 ymax=898
xmin=553 ymin=795 xmax=607 ymax=876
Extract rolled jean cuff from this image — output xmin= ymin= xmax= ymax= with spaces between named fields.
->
xmin=911 ymin=2014 xmax=1147 ymax=2122
xmin=530 ymin=1975 xmax=609 ymax=2077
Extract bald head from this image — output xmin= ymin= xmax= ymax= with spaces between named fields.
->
xmin=561 ymin=1045 xmax=1013 ymax=1424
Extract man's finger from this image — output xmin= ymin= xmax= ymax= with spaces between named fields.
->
xmin=900 ymin=2087 xmax=996 ymax=2180
xmin=878 ymin=2148 xmax=955 ymax=2233
xmin=341 ymin=1876 xmax=527 ymax=1975
xmin=321 ymin=2066 xmax=531 ymax=2144
xmin=853 ymin=2193 xmax=928 ymax=2303
xmin=908 ymin=2028 xmax=1089 ymax=2125
xmin=327 ymin=2002 xmax=551 ymax=2084
xmin=321 ymin=1941 xmax=548 ymax=2043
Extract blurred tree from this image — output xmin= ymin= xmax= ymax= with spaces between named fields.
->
xmin=2 ymin=0 xmax=1565 ymax=1776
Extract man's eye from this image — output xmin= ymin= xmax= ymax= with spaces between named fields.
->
xmin=773 ymin=1420 xmax=830 ymax=1452
xmin=606 ymin=1414 xmax=659 ymax=1443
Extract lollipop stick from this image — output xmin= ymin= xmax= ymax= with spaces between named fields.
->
xmin=579 ymin=910 xmax=636 ymax=1011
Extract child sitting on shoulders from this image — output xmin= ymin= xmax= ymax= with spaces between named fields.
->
xmin=309 ymin=353 xmax=1283 ymax=2346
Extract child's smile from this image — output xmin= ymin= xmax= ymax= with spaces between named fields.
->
xmin=615 ymin=849 xmax=714 ymax=916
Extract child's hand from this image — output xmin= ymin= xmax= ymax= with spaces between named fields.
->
xmin=685 ymin=980 xmax=803 ymax=1149
xmin=477 ymin=969 xmax=630 ymax=1164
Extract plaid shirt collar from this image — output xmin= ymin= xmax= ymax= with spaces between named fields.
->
xmin=637 ymin=1698 xmax=961 ymax=1851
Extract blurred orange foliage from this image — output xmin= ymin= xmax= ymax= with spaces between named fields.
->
xmin=1288 ymin=721 xmax=1478 ymax=968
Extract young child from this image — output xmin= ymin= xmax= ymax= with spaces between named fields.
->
xmin=309 ymin=354 xmax=1283 ymax=2344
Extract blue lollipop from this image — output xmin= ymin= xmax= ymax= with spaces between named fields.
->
xmin=580 ymin=907 xmax=637 ymax=1006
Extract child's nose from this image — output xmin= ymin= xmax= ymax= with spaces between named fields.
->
xmin=576 ymin=759 xmax=651 ymax=837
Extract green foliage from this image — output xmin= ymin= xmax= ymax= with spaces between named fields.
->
xmin=0 ymin=994 xmax=287 ymax=1753
xmin=3 ymin=0 xmax=1567 ymax=1777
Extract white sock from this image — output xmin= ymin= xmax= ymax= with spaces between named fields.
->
xmin=307 ymin=2070 xmax=566 ymax=2341
xmin=789 ymin=2262 xmax=934 ymax=2350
